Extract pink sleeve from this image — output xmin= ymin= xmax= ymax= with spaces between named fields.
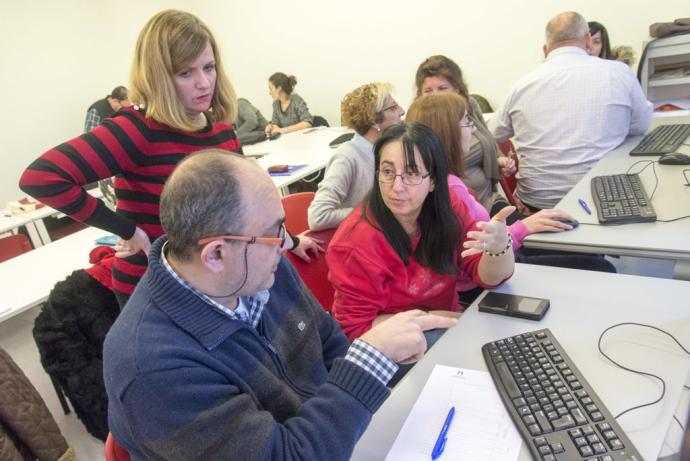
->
xmin=447 ymin=175 xmax=489 ymax=222
xmin=448 ymin=175 xmax=527 ymax=251
xmin=508 ymin=220 xmax=529 ymax=250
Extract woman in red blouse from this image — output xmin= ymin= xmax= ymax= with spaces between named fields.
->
xmin=327 ymin=123 xmax=515 ymax=341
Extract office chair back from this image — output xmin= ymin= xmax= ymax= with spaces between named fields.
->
xmin=497 ymin=140 xmax=519 ymax=206
xmin=281 ymin=192 xmax=315 ymax=235
xmin=285 ymin=228 xmax=337 ymax=311
xmin=312 ymin=115 xmax=329 ymax=127
xmin=105 ymin=433 xmax=131 ymax=461
xmin=0 ymin=234 xmax=32 ymax=263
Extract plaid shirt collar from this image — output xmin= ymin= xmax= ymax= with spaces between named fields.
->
xmin=160 ymin=242 xmax=269 ymax=328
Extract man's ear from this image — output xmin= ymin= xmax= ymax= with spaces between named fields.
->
xmin=542 ymin=44 xmax=549 ymax=58
xmin=584 ymin=32 xmax=592 ymax=51
xmin=200 ymin=240 xmax=229 ymax=273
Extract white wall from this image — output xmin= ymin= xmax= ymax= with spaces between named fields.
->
xmin=1 ymin=0 xmax=688 ymax=206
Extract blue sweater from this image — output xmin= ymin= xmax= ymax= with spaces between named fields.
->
xmin=103 ymin=237 xmax=390 ymax=460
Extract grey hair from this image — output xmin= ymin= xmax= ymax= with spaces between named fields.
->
xmin=545 ymin=12 xmax=588 ymax=48
xmin=160 ymin=150 xmax=245 ymax=261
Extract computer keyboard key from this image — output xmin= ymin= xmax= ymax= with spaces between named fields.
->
xmin=571 ymin=408 xmax=588 ymax=425
xmin=538 ymin=445 xmax=552 ymax=456
xmin=496 ymin=362 xmax=521 ymax=398
xmin=551 ymin=414 xmax=575 ymax=430
xmin=580 ymin=445 xmax=595 ymax=457
xmin=608 ymin=439 xmax=624 ymax=450
xmin=542 ymin=455 xmax=556 ymax=461
xmin=591 ymin=411 xmax=604 ymax=422
xmin=574 ymin=436 xmax=587 ymax=447
xmin=534 ymin=411 xmax=553 ymax=433
xmin=528 ymin=423 xmax=542 ymax=436
xmin=593 ymin=442 xmax=607 ymax=454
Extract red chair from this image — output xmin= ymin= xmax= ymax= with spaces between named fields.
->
xmin=497 ymin=140 xmax=519 ymax=206
xmin=0 ymin=234 xmax=32 ymax=263
xmin=105 ymin=433 xmax=131 ymax=461
xmin=281 ymin=192 xmax=315 ymax=235
xmin=285 ymin=228 xmax=337 ymax=311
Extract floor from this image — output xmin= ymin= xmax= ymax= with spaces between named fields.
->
xmin=0 ymin=255 xmax=681 ymax=460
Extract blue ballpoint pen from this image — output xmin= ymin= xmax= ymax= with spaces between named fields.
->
xmin=431 ymin=407 xmax=455 ymax=460
xmin=578 ymin=198 xmax=592 ymax=215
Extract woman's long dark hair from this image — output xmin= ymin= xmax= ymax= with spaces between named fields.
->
xmin=364 ymin=123 xmax=461 ymax=274
xmin=588 ymin=21 xmax=612 ymax=59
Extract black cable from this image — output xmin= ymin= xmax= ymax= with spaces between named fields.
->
xmin=657 ymin=214 xmax=690 ymax=223
xmin=597 ymin=322 xmax=690 ymax=420
xmin=626 ymin=160 xmax=659 ymax=200
xmin=675 ymin=414 xmax=685 ymax=431
xmin=203 ymin=242 xmax=250 ymax=299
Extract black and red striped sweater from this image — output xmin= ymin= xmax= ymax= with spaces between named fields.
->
xmin=19 ymin=107 xmax=241 ymax=296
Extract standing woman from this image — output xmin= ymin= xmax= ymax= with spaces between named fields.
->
xmin=265 ymin=73 xmax=314 ymax=135
xmin=308 ymin=82 xmax=404 ymax=231
xmin=414 ymin=55 xmax=515 ymax=213
xmin=19 ymin=10 xmax=240 ymax=306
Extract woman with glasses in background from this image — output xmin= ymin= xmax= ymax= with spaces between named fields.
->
xmin=415 ymin=55 xmax=516 ymax=215
xmin=308 ymin=82 xmax=404 ymax=231
xmin=326 ymin=123 xmax=514 ymax=342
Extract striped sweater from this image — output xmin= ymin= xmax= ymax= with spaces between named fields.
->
xmin=19 ymin=107 xmax=241 ymax=295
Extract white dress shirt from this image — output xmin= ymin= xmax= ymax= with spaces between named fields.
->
xmin=490 ymin=46 xmax=653 ymax=209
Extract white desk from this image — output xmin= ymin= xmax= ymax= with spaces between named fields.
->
xmin=0 ymin=226 xmax=107 ymax=323
xmin=523 ymin=116 xmax=690 ymax=279
xmin=1 ymin=188 xmax=104 ymax=248
xmin=352 ymin=264 xmax=690 ymax=461
xmin=244 ymin=126 xmax=352 ymax=195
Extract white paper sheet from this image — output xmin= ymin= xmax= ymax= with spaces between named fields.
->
xmin=385 ymin=365 xmax=522 ymax=461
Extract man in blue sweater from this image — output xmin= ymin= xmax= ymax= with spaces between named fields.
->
xmin=103 ymin=150 xmax=456 ymax=460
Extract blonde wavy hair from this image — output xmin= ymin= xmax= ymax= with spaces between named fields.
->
xmin=129 ymin=10 xmax=237 ymax=131
xmin=341 ymin=82 xmax=393 ymax=136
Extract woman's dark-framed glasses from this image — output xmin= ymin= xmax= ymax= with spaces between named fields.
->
xmin=377 ymin=169 xmax=431 ymax=186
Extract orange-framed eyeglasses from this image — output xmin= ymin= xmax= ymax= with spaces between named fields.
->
xmin=197 ymin=223 xmax=287 ymax=248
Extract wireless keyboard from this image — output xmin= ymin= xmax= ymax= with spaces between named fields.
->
xmin=629 ymin=124 xmax=690 ymax=156
xmin=483 ymin=329 xmax=642 ymax=461
xmin=591 ymin=173 xmax=656 ymax=224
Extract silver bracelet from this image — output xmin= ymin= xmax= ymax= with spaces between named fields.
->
xmin=484 ymin=233 xmax=513 ymax=257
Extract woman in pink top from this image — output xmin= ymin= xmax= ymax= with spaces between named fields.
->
xmin=406 ymin=93 xmax=614 ymax=288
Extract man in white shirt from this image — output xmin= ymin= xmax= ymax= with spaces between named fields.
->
xmin=491 ymin=11 xmax=653 ymax=211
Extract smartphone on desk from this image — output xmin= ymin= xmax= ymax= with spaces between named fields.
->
xmin=478 ymin=291 xmax=550 ymax=320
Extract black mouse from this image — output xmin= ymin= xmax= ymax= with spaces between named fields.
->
xmin=267 ymin=132 xmax=281 ymax=141
xmin=658 ymin=153 xmax=690 ymax=165
xmin=559 ymin=218 xmax=579 ymax=229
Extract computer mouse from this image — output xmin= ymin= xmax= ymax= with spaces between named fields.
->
xmin=558 ymin=218 xmax=579 ymax=229
xmin=267 ymin=132 xmax=281 ymax=141
xmin=658 ymin=153 xmax=690 ymax=165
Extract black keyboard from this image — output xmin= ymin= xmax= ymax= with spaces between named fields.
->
xmin=591 ymin=174 xmax=656 ymax=224
xmin=483 ymin=329 xmax=642 ymax=461
xmin=629 ymin=124 xmax=690 ymax=156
